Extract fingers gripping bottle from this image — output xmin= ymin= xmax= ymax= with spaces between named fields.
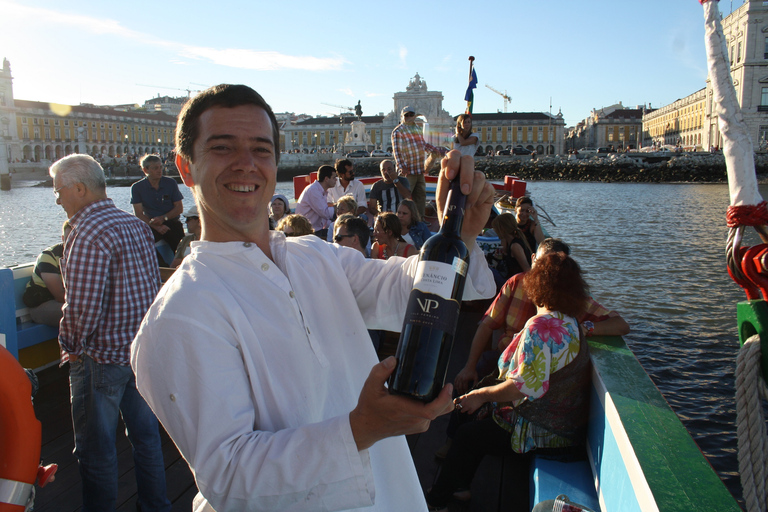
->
xmin=388 ymin=178 xmax=469 ymax=402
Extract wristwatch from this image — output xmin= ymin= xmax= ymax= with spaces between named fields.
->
xmin=583 ymin=320 xmax=595 ymax=337
xmin=163 ymin=215 xmax=168 ymax=222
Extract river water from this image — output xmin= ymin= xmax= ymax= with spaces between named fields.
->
xmin=0 ymin=178 xmax=763 ymax=506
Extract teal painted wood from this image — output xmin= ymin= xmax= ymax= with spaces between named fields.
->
xmin=588 ymin=336 xmax=741 ymax=512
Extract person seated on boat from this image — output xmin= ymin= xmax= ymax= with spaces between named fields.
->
xmin=327 ymin=158 xmax=367 ymax=216
xmin=455 ymin=238 xmax=630 ymax=396
xmin=170 ymin=205 xmax=201 ymax=268
xmin=269 ymin=194 xmax=291 ymax=229
xmin=295 ymin=164 xmax=336 ymax=239
xmin=371 ymin=212 xmax=418 ymax=259
xmin=327 ymin=196 xmax=358 ymax=242
xmin=487 ymin=213 xmax=532 ymax=283
xmin=368 ymin=159 xmax=412 ymax=221
xmin=453 ymin=113 xmax=480 ymax=157
xmin=333 ymin=214 xmax=370 ymax=256
xmin=276 ymin=213 xmax=314 ymax=237
xmin=397 ymin=198 xmax=433 ymax=250
xmin=426 ymin=250 xmax=593 ymax=512
xmin=423 ymin=200 xmax=442 ymax=232
xmin=515 ymin=196 xmax=545 ymax=251
xmin=130 ymin=153 xmax=185 ymax=257
xmin=22 ymin=220 xmax=71 ymax=327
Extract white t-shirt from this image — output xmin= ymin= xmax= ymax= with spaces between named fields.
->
xmin=453 ymin=132 xmax=480 ymax=157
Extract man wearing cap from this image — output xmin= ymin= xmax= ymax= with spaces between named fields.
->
xmin=131 ymin=154 xmax=185 ymax=256
xmin=391 ymin=106 xmax=447 ymax=218
xmin=170 ymin=204 xmax=201 ymax=268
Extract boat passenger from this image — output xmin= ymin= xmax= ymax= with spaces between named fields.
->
xmin=327 ymin=195 xmax=358 ymax=242
xmin=427 ymin=250 xmax=593 ymax=512
xmin=489 ymin=213 xmax=532 ymax=280
xmin=371 ymin=212 xmax=418 ymax=259
xmin=51 ymin=154 xmax=170 ymax=511
xmin=333 ymin=214 xmax=370 ymax=256
xmin=368 ymin=158 xmax=412 ymax=218
xmin=392 ymin=105 xmax=447 ymax=219
xmin=327 ymin=158 xmax=367 ymax=216
xmin=397 ymin=198 xmax=433 ymax=249
xmin=269 ymin=193 xmax=291 ymax=227
xmin=453 ymin=113 xmax=480 ymax=157
xmin=276 ymin=213 xmax=314 ymax=237
xmin=515 ymin=196 xmax=545 ymax=250
xmin=170 ymin=204 xmax=201 ymax=268
xmin=295 ymin=164 xmax=336 ymax=239
xmin=130 ymin=153 xmax=185 ymax=257
xmin=22 ymin=220 xmax=71 ymax=327
xmin=130 ymin=84 xmax=497 ymax=512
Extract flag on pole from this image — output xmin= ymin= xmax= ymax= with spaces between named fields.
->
xmin=465 ymin=67 xmax=477 ymax=114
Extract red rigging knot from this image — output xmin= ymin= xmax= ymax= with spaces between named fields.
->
xmin=699 ymin=0 xmax=719 ymax=4
xmin=727 ymin=202 xmax=768 ymax=228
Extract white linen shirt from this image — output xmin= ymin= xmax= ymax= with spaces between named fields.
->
xmin=131 ymin=231 xmax=494 ymax=512
xmin=327 ymin=178 xmax=367 ymax=208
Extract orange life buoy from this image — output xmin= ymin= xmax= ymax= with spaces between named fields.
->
xmin=0 ymin=345 xmax=42 ymax=511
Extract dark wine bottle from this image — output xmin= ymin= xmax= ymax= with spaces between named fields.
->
xmin=388 ymin=177 xmax=469 ymax=402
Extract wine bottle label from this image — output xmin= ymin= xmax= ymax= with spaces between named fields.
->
xmin=406 ymin=260 xmax=464 ymax=333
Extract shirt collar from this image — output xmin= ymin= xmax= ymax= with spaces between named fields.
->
xmin=68 ymin=198 xmax=115 ymax=229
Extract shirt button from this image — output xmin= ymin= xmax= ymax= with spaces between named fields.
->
xmin=289 ymin=291 xmax=295 ymax=298
xmin=169 ymin=394 xmax=176 ymax=402
xmin=261 ymin=263 xmax=269 ymax=271
xmin=244 ymin=242 xmax=252 ymax=247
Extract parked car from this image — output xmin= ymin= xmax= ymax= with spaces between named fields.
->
xmin=370 ymin=149 xmax=392 ymax=157
xmin=579 ymin=147 xmax=598 ymax=156
xmin=345 ymin=149 xmax=369 ymax=158
xmin=512 ymin=146 xmax=532 ymax=155
xmin=496 ymin=149 xmax=511 ymax=156
xmin=596 ymin=147 xmax=615 ymax=154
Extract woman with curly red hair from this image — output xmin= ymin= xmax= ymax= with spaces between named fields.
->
xmin=426 ymin=250 xmax=591 ymax=512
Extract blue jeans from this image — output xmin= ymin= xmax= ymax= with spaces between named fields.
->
xmin=69 ymin=356 xmax=170 ymax=512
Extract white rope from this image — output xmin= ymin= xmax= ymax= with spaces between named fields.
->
xmin=736 ymin=334 xmax=768 ymax=512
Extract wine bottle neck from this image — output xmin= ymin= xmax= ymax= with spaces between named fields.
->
xmin=439 ymin=178 xmax=466 ymax=237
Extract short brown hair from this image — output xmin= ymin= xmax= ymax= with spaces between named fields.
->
xmin=175 ymin=84 xmax=280 ymax=164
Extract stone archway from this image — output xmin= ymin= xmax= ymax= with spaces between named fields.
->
xmin=34 ymin=145 xmax=42 ymax=162
xmin=55 ymin=146 xmax=63 ymax=160
xmin=45 ymin=145 xmax=53 ymax=160
xmin=22 ymin=145 xmax=32 ymax=161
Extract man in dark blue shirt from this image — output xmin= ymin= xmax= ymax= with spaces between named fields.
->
xmin=131 ymin=154 xmax=185 ymax=258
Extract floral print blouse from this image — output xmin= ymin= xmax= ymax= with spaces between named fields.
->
xmin=492 ymin=311 xmax=581 ymax=453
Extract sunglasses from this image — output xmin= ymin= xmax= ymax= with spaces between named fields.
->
xmin=185 ymin=217 xmax=199 ymax=223
xmin=404 ymin=112 xmax=416 ymax=117
xmin=334 ymin=234 xmax=356 ymax=243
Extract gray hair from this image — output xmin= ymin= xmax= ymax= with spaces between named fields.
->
xmin=49 ymin=154 xmax=106 ymax=192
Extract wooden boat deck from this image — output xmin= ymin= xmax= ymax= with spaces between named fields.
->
xmin=30 ymin=301 xmax=508 ymax=512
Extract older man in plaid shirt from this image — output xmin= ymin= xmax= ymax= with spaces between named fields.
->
xmin=391 ymin=105 xmax=447 ymax=218
xmin=51 ymin=154 xmax=170 ymax=512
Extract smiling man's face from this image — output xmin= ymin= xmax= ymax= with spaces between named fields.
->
xmin=176 ymin=104 xmax=277 ymax=243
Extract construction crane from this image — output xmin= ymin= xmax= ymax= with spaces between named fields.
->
xmin=321 ymin=102 xmax=354 ymax=114
xmin=136 ymin=84 xmax=202 ymax=98
xmin=485 ymin=84 xmax=512 ymax=113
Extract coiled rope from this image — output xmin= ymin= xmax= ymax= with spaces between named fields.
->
xmin=736 ymin=334 xmax=768 ymax=512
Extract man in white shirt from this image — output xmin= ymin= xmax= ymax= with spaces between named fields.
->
xmin=130 ymin=84 xmax=496 ymax=512
xmin=328 ymin=158 xmax=367 ymax=216
xmin=295 ymin=164 xmax=336 ymax=237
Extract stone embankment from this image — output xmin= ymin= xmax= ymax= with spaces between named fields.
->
xmin=277 ymin=152 xmax=768 ymax=183
xmin=474 ymin=152 xmax=768 ymax=183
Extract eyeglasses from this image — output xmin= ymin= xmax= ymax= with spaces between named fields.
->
xmin=334 ymin=234 xmax=356 ymax=243
xmin=53 ymin=184 xmax=73 ymax=198
xmin=185 ymin=217 xmax=199 ymax=223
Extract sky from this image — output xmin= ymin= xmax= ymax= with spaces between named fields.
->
xmin=0 ymin=0 xmax=748 ymax=128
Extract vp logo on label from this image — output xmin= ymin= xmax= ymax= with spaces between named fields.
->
xmin=417 ymin=298 xmax=439 ymax=314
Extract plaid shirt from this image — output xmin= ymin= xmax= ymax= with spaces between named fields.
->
xmin=391 ymin=122 xmax=446 ymax=176
xmin=482 ymin=272 xmax=618 ymax=349
xmin=60 ymin=199 xmax=160 ymax=365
